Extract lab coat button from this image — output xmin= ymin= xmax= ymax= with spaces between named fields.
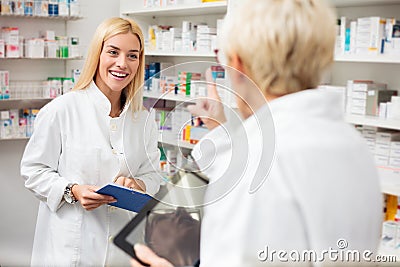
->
xmin=109 ymin=235 xmax=113 ymax=242
xmin=110 ymin=124 xmax=117 ymax=131
xmin=112 ymin=149 xmax=117 ymax=154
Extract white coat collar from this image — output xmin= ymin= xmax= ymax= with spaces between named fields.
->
xmin=86 ymin=81 xmax=130 ymax=117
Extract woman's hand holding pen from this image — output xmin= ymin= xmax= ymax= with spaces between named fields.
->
xmin=70 ymin=177 xmax=145 ymax=211
xmin=114 ymin=176 xmax=146 ymax=193
xmin=72 ymin=184 xmax=116 ymax=211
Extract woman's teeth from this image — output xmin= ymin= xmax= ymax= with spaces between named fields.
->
xmin=110 ymin=71 xmax=128 ymax=78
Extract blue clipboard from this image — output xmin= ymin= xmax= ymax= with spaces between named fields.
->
xmin=96 ymin=183 xmax=153 ymax=213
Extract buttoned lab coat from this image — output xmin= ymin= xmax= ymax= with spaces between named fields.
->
xmin=20 ymin=82 xmax=161 ymax=266
xmin=192 ymin=89 xmax=382 ymax=266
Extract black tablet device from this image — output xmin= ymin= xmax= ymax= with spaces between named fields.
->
xmin=113 ymin=163 xmax=209 ymax=267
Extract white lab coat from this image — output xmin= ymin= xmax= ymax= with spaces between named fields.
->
xmin=20 ymin=82 xmax=161 ymax=266
xmin=192 ymin=89 xmax=382 ymax=266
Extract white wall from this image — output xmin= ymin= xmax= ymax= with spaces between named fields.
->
xmin=0 ymin=1 xmax=120 ymax=266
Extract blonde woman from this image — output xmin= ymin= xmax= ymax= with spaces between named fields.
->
xmin=131 ymin=0 xmax=382 ymax=266
xmin=21 ymin=17 xmax=161 ymax=266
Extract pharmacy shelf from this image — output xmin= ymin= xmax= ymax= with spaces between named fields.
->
xmin=122 ymin=1 xmax=227 ymax=17
xmin=158 ymin=133 xmax=195 ymax=150
xmin=146 ymin=50 xmax=215 ymax=57
xmin=330 ymin=0 xmax=400 ymax=7
xmin=335 ymin=54 xmax=400 ymax=64
xmin=143 ymin=90 xmax=196 ymax=103
xmin=379 ymin=166 xmax=400 ymax=196
xmin=0 ymin=14 xmax=83 ymax=20
xmin=0 ymin=57 xmax=83 ymax=60
xmin=345 ymin=114 xmax=400 ymax=131
xmin=0 ymin=98 xmax=53 ymax=109
xmin=0 ymin=137 xmax=29 ymax=141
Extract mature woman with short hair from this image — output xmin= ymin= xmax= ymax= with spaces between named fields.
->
xmin=21 ymin=17 xmax=161 ymax=266
xmin=131 ymin=0 xmax=382 ymax=266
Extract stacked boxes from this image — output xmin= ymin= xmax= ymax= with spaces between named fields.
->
xmin=25 ymin=39 xmax=45 ymax=58
xmin=384 ymin=19 xmax=400 ymax=55
xmin=346 ymin=80 xmax=398 ymax=116
xmin=58 ymin=0 xmax=69 ymax=16
xmin=0 ymin=0 xmax=81 ymax=17
xmin=178 ymin=72 xmax=201 ymax=96
xmin=33 ymin=0 xmax=49 ymax=16
xmin=356 ymin=17 xmax=386 ymax=55
xmin=181 ymin=21 xmax=196 ymax=52
xmin=0 ymin=27 xmax=78 ymax=59
xmin=69 ymin=0 xmax=80 ymax=17
xmin=160 ymin=76 xmax=177 ymax=93
xmin=335 ymin=16 xmax=400 ymax=56
xmin=390 ymin=141 xmax=400 ymax=168
xmin=161 ymin=28 xmax=182 ymax=52
xmin=196 ymin=25 xmax=217 ymax=52
xmin=0 ymin=71 xmax=10 ymax=99
xmin=375 ymin=130 xmax=400 ymax=166
xmin=0 ymin=108 xmax=39 ymax=139
xmin=359 ymin=125 xmax=377 ymax=154
xmin=0 ymin=110 xmax=12 ymax=138
xmin=1 ymin=27 xmax=19 ymax=58
xmin=359 ymin=126 xmax=400 ymax=168
xmin=0 ymin=39 xmax=5 ymax=58
xmin=145 ymin=62 xmax=174 ymax=91
xmin=147 ymin=18 xmax=224 ymax=54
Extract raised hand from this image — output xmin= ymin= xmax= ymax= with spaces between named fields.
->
xmin=187 ymin=68 xmax=227 ymax=130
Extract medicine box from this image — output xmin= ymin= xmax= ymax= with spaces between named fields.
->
xmin=389 ymin=157 xmax=400 ymax=168
xmin=391 ymin=141 xmax=400 ymax=150
xmin=390 ymin=148 xmax=400 ymax=159
xmin=0 ymin=39 xmax=4 ymax=58
xmin=375 ymin=155 xmax=389 ymax=166
xmin=376 ymin=131 xmax=400 ymax=145
xmin=375 ymin=144 xmax=391 ymax=157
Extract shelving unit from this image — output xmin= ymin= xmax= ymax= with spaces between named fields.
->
xmin=0 ymin=137 xmax=29 ymax=141
xmin=121 ymin=1 xmax=227 ymax=17
xmin=0 ymin=98 xmax=52 ymax=110
xmin=121 ymin=0 xmax=225 ymax=151
xmin=335 ymin=54 xmax=400 ymax=64
xmin=158 ymin=133 xmax=195 ymax=150
xmin=345 ymin=115 xmax=400 ymax=131
xmin=329 ymin=1 xmax=400 ymax=204
xmin=0 ymin=10 xmax=83 ymax=79
xmin=146 ymin=50 xmax=214 ymax=57
xmin=143 ymin=90 xmax=196 ymax=103
xmin=0 ymin=57 xmax=83 ymax=60
xmin=0 ymin=9 xmax=83 ymax=140
xmin=330 ymin=0 xmax=400 ymax=7
xmin=0 ymin=14 xmax=83 ymax=20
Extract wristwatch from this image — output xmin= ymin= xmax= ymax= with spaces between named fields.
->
xmin=64 ymin=183 xmax=78 ymax=204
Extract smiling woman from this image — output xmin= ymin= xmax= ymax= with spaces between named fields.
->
xmin=20 ymin=17 xmax=161 ymax=266
xmin=96 ymin=33 xmax=141 ymax=117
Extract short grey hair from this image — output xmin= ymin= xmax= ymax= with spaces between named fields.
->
xmin=221 ymin=0 xmax=337 ymax=96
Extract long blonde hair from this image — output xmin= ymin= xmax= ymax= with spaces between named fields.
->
xmin=73 ymin=17 xmax=145 ymax=112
